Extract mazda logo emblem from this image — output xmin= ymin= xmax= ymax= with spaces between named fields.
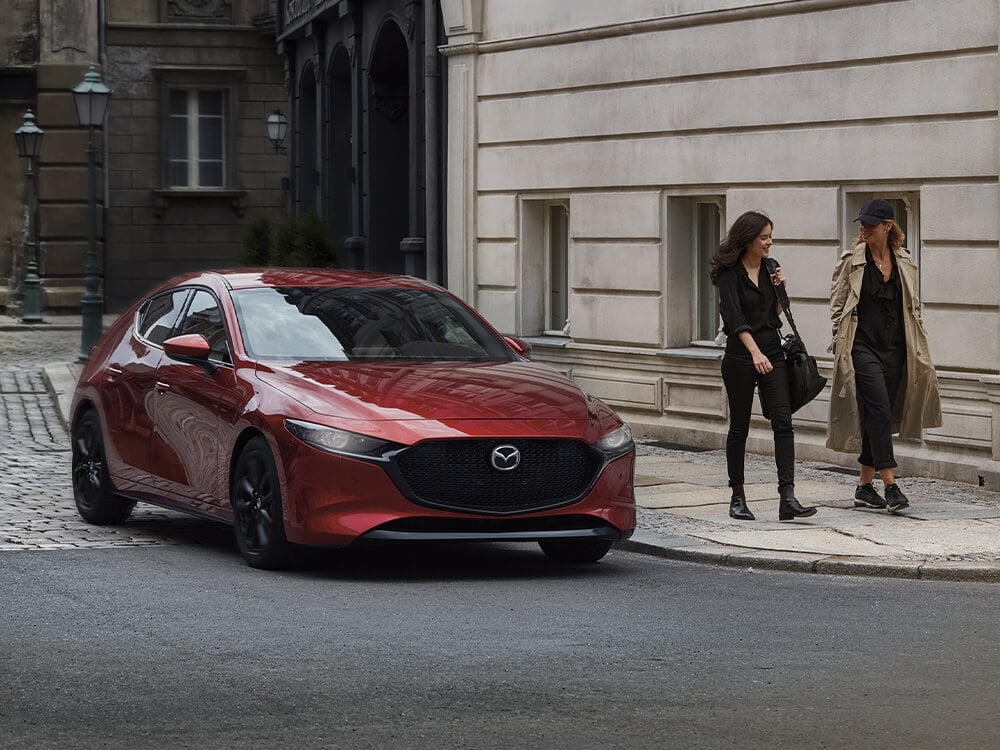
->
xmin=490 ymin=444 xmax=521 ymax=471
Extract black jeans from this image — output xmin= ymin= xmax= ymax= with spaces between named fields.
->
xmin=721 ymin=356 xmax=795 ymax=489
xmin=852 ymin=343 xmax=903 ymax=470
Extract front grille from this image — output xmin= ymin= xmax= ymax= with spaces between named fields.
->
xmin=391 ymin=438 xmax=603 ymax=515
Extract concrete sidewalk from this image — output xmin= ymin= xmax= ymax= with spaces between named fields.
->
xmin=14 ymin=314 xmax=1000 ymax=582
xmin=622 ymin=446 xmax=1000 ymax=582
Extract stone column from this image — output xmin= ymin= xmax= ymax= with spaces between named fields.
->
xmin=36 ymin=0 xmax=101 ymax=311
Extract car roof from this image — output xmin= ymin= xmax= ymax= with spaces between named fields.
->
xmin=164 ymin=269 xmax=445 ymax=293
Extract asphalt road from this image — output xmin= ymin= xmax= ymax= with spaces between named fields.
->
xmin=3 ymin=542 xmax=999 ymax=750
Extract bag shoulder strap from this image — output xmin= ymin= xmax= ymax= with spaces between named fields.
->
xmin=764 ymin=257 xmax=802 ymax=340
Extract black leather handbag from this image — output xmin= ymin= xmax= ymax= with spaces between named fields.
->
xmin=762 ymin=259 xmax=827 ymax=417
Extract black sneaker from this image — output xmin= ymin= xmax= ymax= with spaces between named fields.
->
xmin=854 ymin=483 xmax=887 ymax=509
xmin=885 ymin=483 xmax=910 ymax=513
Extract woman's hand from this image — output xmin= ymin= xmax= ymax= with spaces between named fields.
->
xmin=770 ymin=265 xmax=786 ymax=287
xmin=752 ymin=350 xmax=773 ymax=374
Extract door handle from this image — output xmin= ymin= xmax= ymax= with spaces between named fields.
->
xmin=154 ymin=381 xmax=170 ymax=393
xmin=106 ymin=365 xmax=123 ymax=382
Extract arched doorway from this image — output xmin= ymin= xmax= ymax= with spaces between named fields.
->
xmin=328 ymin=46 xmax=353 ymax=242
xmin=366 ymin=20 xmax=409 ymax=274
xmin=298 ymin=60 xmax=318 ymax=216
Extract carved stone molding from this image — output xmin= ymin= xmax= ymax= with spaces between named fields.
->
xmin=162 ymin=0 xmax=234 ymax=24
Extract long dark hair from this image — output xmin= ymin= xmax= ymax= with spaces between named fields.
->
xmin=709 ymin=211 xmax=773 ymax=286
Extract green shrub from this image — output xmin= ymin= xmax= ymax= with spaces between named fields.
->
xmin=241 ymin=213 xmax=339 ymax=268
xmin=240 ymin=215 xmax=273 ymax=266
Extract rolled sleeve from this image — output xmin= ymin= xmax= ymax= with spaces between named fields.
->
xmin=718 ymin=268 xmax=750 ymax=336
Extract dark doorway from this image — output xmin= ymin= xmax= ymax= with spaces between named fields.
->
xmin=298 ymin=61 xmax=318 ymax=216
xmin=367 ymin=20 xmax=409 ymax=274
xmin=328 ymin=46 xmax=353 ymax=242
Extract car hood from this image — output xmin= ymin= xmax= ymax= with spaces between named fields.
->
xmin=254 ymin=360 xmax=597 ymax=424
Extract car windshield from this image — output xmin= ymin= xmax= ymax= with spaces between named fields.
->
xmin=231 ymin=286 xmax=514 ymax=362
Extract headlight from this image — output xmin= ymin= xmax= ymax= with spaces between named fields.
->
xmin=594 ymin=423 xmax=634 ymax=460
xmin=285 ymin=419 xmax=401 ymax=458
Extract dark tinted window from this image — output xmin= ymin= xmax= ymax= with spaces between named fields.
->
xmin=177 ymin=289 xmax=230 ymax=363
xmin=138 ymin=290 xmax=190 ymax=345
xmin=231 ymin=286 xmax=512 ymax=362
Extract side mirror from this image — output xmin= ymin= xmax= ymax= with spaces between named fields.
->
xmin=163 ymin=334 xmax=216 ymax=372
xmin=504 ymin=336 xmax=531 ymax=359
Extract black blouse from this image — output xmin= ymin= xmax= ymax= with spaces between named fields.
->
xmin=855 ymin=247 xmax=905 ymax=354
xmin=717 ymin=260 xmax=783 ymax=360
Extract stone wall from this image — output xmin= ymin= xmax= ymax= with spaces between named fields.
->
xmin=441 ymin=0 xmax=1000 ymax=483
xmin=102 ymin=0 xmax=287 ymax=309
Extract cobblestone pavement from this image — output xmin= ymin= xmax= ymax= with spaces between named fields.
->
xmin=0 ymin=326 xmax=231 ymax=552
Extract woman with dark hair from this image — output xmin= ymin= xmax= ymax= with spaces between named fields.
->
xmin=827 ymin=199 xmax=941 ymax=512
xmin=710 ymin=211 xmax=817 ymax=521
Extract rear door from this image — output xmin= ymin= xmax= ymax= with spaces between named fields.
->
xmin=101 ymin=289 xmax=189 ymax=490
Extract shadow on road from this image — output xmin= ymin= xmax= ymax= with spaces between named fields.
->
xmin=117 ymin=513 xmax=624 ymax=581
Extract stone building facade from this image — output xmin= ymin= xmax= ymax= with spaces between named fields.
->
xmin=0 ymin=0 xmax=39 ymax=312
xmin=2 ymin=0 xmax=289 ymax=314
xmin=438 ymin=0 xmax=1000 ymax=484
xmin=102 ymin=0 xmax=288 ymax=309
xmin=275 ymin=0 xmax=447 ymax=283
xmin=1 ymin=0 xmax=103 ymax=313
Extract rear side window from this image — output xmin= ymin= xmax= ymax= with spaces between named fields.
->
xmin=138 ymin=290 xmax=190 ymax=345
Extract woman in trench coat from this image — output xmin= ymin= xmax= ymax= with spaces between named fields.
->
xmin=827 ymin=199 xmax=942 ymax=512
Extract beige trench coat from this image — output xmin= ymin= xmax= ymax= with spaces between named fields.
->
xmin=826 ymin=243 xmax=942 ymax=453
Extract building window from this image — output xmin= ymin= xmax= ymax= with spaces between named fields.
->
xmin=694 ymin=200 xmax=723 ymax=343
xmin=167 ymin=89 xmax=225 ymax=188
xmin=518 ymin=199 xmax=571 ymax=338
xmin=153 ymin=67 xmax=245 ymax=200
xmin=547 ymin=204 xmax=569 ymax=334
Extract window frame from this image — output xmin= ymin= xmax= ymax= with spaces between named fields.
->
xmin=544 ymin=202 xmax=570 ymax=336
xmin=692 ymin=197 xmax=725 ymax=346
xmin=152 ymin=66 xmax=244 ymax=194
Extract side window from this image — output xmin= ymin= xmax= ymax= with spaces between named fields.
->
xmin=694 ymin=199 xmax=723 ymax=343
xmin=177 ymin=290 xmax=230 ymax=363
xmin=547 ymin=204 xmax=569 ymax=334
xmin=519 ymin=199 xmax=571 ymax=338
xmin=138 ymin=290 xmax=190 ymax=345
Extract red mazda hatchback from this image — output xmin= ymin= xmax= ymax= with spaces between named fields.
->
xmin=70 ymin=269 xmax=636 ymax=568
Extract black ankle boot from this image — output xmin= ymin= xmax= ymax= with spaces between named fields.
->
xmin=778 ymin=485 xmax=817 ymax=521
xmin=729 ymin=485 xmax=755 ymax=521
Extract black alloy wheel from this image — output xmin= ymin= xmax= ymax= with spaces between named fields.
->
xmin=71 ymin=409 xmax=135 ymax=524
xmin=538 ymin=538 xmax=613 ymax=564
xmin=231 ymin=436 xmax=292 ymax=569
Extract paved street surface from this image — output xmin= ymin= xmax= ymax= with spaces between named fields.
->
xmin=2 ymin=315 xmax=999 ymax=579
xmin=3 ymin=316 xmax=1000 ymax=749
xmin=4 ymin=543 xmax=1000 ymax=750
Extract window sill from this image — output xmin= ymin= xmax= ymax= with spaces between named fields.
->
xmin=658 ymin=346 xmax=725 ymax=360
xmin=153 ymin=188 xmax=247 ymax=217
xmin=523 ymin=335 xmax=572 ymax=349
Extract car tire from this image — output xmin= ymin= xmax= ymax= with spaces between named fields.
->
xmin=538 ymin=538 xmax=613 ymax=564
xmin=71 ymin=409 xmax=135 ymax=524
xmin=231 ymin=436 xmax=293 ymax=569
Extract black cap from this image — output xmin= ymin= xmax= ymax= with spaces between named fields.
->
xmin=854 ymin=199 xmax=894 ymax=226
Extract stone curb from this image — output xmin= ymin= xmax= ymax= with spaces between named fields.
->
xmin=616 ymin=531 xmax=1000 ymax=583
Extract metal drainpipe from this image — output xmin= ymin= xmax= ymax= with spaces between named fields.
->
xmin=424 ymin=0 xmax=441 ymax=284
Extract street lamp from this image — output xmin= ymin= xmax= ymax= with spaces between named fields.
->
xmin=13 ymin=109 xmax=45 ymax=323
xmin=265 ymin=108 xmax=288 ymax=153
xmin=72 ymin=65 xmax=112 ymax=361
